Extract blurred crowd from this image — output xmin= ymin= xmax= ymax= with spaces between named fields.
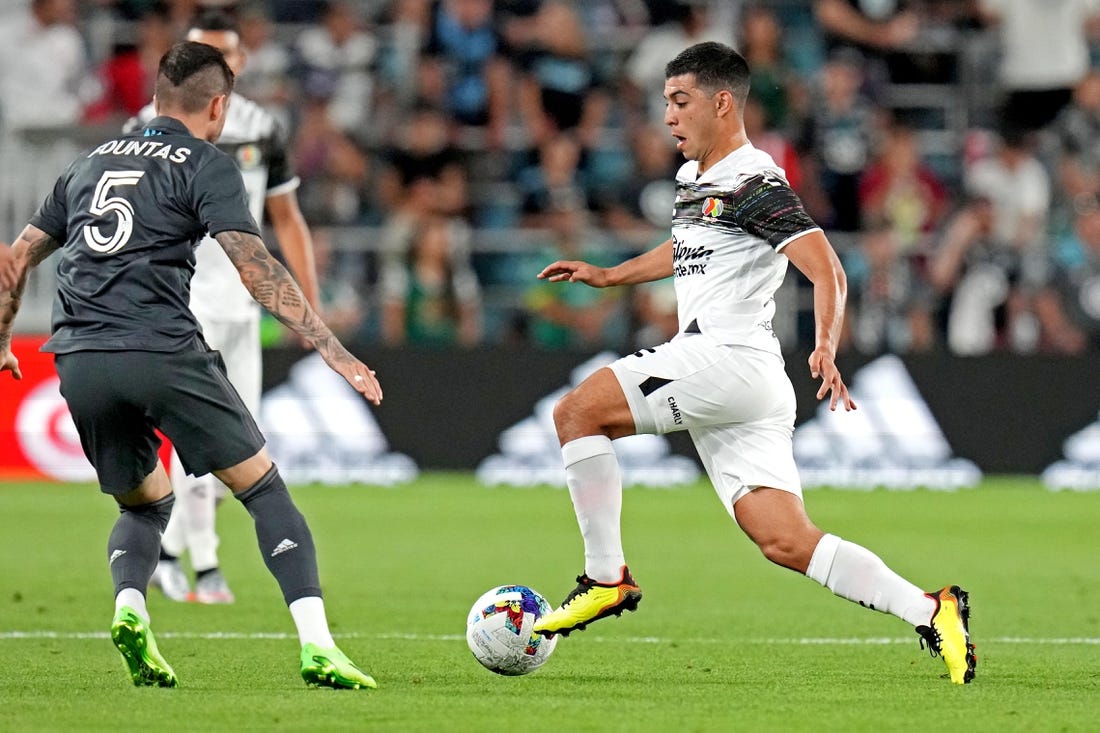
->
xmin=3 ymin=0 xmax=1100 ymax=356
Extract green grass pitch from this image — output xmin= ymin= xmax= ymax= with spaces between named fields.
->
xmin=1 ymin=474 xmax=1097 ymax=732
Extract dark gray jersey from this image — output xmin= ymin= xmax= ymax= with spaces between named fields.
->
xmin=127 ymin=94 xmax=300 ymax=320
xmin=30 ymin=116 xmax=261 ymax=354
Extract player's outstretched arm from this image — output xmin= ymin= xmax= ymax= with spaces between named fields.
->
xmin=0 ymin=225 xmax=61 ymax=380
xmin=538 ymin=238 xmax=674 ymax=287
xmin=782 ymin=230 xmax=856 ymax=412
xmin=214 ymin=229 xmax=382 ymax=405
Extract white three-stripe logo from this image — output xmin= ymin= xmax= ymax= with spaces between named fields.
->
xmin=270 ymin=539 xmax=298 ymax=557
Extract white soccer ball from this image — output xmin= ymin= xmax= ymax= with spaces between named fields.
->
xmin=465 ymin=585 xmax=558 ymax=676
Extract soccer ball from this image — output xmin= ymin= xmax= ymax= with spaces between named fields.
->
xmin=465 ymin=585 xmax=558 ymax=676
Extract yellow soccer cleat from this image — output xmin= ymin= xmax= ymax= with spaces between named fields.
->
xmin=533 ymin=566 xmax=642 ymax=638
xmin=915 ymin=586 xmax=977 ymax=684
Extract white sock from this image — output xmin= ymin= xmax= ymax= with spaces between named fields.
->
xmin=562 ymin=435 xmax=624 ymax=583
xmin=115 ymin=588 xmax=148 ymax=623
xmin=182 ymin=475 xmax=221 ymax=572
xmin=159 ymin=502 xmax=186 ymax=559
xmin=289 ymin=596 xmax=335 ymax=648
xmin=806 ymin=534 xmax=936 ymax=627
xmin=162 ymin=450 xmax=189 ymax=558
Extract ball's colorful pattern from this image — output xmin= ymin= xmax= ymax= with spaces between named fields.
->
xmin=466 ymin=585 xmax=558 ymax=676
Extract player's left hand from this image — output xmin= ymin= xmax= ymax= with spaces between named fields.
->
xmin=808 ymin=348 xmax=855 ymax=412
xmin=0 ymin=347 xmax=21 ymax=380
xmin=334 ymin=360 xmax=382 ymax=406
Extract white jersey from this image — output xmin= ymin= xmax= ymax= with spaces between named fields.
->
xmin=129 ymin=94 xmax=300 ymax=322
xmin=671 ymin=143 xmax=820 ymax=356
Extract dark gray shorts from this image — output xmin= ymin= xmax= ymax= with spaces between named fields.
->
xmin=54 ymin=340 xmax=265 ymax=495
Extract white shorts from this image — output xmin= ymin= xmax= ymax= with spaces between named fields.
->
xmin=609 ymin=334 xmax=802 ymax=514
xmin=197 ymin=316 xmax=262 ymax=416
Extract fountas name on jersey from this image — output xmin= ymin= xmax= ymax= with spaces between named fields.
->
xmin=670 ymin=143 xmax=820 ymax=355
xmin=88 ymin=138 xmax=192 ymax=163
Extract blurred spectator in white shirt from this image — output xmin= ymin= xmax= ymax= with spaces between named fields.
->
xmin=0 ymin=0 xmax=98 ymax=131
xmin=294 ymin=0 xmax=377 ymax=133
xmin=622 ymin=0 xmax=734 ymax=128
xmin=930 ymin=127 xmax=1052 ymax=353
xmin=979 ymin=0 xmax=1100 ymax=131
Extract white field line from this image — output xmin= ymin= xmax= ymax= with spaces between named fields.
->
xmin=1 ymin=631 xmax=1098 ymax=645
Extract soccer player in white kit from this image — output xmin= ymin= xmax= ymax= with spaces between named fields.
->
xmin=531 ymin=42 xmax=976 ymax=685
xmin=130 ymin=11 xmax=321 ymax=605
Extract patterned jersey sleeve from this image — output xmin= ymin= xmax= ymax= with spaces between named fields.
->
xmin=732 ymin=173 xmax=819 ymax=250
xmin=263 ymin=119 xmax=299 ymax=196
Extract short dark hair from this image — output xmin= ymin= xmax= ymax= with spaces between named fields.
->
xmin=665 ymin=42 xmax=751 ymax=108
xmin=155 ymin=40 xmax=235 ymax=114
xmin=189 ymin=8 xmax=239 ymax=35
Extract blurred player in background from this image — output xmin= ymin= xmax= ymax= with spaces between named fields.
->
xmin=533 ymin=42 xmax=977 ymax=685
xmin=0 ymin=40 xmax=378 ymax=690
xmin=126 ymin=9 xmax=321 ymax=606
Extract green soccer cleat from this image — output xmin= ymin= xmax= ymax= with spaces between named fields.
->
xmin=110 ymin=606 xmax=178 ymax=688
xmin=916 ymin=585 xmax=977 ymax=685
xmin=532 ymin=566 xmax=642 ymax=638
xmin=299 ymin=643 xmax=378 ymax=690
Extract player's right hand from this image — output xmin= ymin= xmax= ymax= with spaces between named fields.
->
xmin=538 ymin=260 xmax=610 ymax=287
xmin=809 ymin=348 xmax=855 ymax=412
xmin=0 ymin=348 xmax=21 ymax=380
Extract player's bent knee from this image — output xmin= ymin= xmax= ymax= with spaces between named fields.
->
xmin=213 ymin=449 xmax=273 ymax=493
xmin=552 ymin=391 xmax=587 ymax=434
xmin=552 ymin=390 xmax=627 ymax=444
xmin=553 ymin=372 xmax=636 ymax=444
xmin=115 ymin=462 xmax=173 ymax=507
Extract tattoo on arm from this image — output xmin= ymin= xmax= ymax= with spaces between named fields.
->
xmin=1 ymin=226 xmax=60 ymax=350
xmin=0 ymin=288 xmax=20 ymax=350
xmin=215 ymin=230 xmax=352 ymax=365
xmin=24 ymin=228 xmax=61 ymax=267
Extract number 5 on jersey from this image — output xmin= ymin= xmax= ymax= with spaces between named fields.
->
xmin=83 ymin=170 xmax=145 ymax=254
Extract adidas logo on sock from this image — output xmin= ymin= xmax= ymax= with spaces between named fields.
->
xmin=271 ymin=538 xmax=298 ymax=557
xmin=109 ymin=549 xmax=126 ymax=565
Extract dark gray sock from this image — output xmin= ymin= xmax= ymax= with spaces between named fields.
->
xmin=108 ymin=495 xmax=174 ymax=596
xmin=236 ymin=465 xmax=322 ymax=604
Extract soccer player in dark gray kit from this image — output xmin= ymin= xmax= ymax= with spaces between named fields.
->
xmin=0 ymin=41 xmax=380 ymax=690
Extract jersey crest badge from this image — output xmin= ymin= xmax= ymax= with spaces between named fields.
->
xmin=236 ymin=144 xmax=261 ymax=169
xmin=702 ymin=196 xmax=724 ymax=218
